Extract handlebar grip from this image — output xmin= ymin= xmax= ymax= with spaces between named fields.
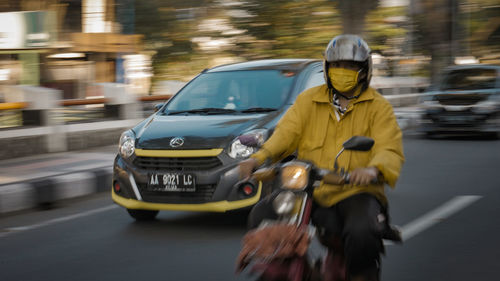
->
xmin=322 ymin=172 xmax=345 ymax=185
xmin=252 ymin=167 xmax=277 ymax=182
xmin=343 ymin=173 xmax=380 ymax=185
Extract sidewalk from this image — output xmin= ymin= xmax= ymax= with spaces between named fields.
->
xmin=0 ymin=145 xmax=117 ymax=215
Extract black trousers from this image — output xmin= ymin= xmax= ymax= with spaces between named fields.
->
xmin=248 ymin=192 xmax=387 ymax=280
xmin=312 ymin=193 xmax=386 ymax=279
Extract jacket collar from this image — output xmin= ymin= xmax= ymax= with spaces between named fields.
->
xmin=311 ymin=85 xmax=375 ymax=104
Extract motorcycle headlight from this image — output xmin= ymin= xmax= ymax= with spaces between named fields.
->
xmin=280 ymin=162 xmax=310 ymax=190
xmin=273 ymin=191 xmax=296 ymax=215
xmin=119 ymin=130 xmax=136 ymax=159
xmin=228 ymin=129 xmax=269 ymax=159
xmin=472 ymin=100 xmax=498 ymax=114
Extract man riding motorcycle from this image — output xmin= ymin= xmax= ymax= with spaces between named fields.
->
xmin=239 ymin=34 xmax=405 ymax=281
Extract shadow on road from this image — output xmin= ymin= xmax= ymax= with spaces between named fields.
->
xmin=119 ymin=209 xmax=250 ymax=241
xmin=156 ymin=209 xmax=250 ymax=228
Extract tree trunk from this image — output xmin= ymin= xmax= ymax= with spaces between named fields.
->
xmin=337 ymin=0 xmax=378 ymax=35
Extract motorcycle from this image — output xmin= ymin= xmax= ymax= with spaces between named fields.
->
xmin=235 ymin=136 xmax=402 ymax=281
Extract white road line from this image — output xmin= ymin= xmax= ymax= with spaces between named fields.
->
xmin=0 ymin=205 xmax=119 ymax=238
xmin=384 ymin=195 xmax=482 ymax=245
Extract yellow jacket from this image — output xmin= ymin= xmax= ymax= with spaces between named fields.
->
xmin=251 ymin=85 xmax=405 ymax=207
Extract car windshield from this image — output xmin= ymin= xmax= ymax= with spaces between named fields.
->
xmin=441 ymin=68 xmax=497 ymax=91
xmin=164 ymin=70 xmax=295 ymax=114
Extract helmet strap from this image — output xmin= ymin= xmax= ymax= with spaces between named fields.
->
xmin=336 ymin=92 xmax=359 ymax=100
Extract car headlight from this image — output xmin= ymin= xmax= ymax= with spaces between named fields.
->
xmin=119 ymin=130 xmax=136 ymax=158
xmin=472 ymin=100 xmax=498 ymax=114
xmin=228 ymin=129 xmax=269 ymax=159
xmin=422 ymin=100 xmax=441 ymax=109
xmin=228 ymin=139 xmax=255 ymax=159
xmin=280 ymin=162 xmax=310 ymax=190
xmin=272 ymin=191 xmax=296 ymax=215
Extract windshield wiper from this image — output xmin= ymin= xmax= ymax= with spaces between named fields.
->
xmin=167 ymin=108 xmax=237 ymax=115
xmin=240 ymin=107 xmax=278 ymax=113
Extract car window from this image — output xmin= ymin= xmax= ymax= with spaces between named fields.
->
xmin=303 ymin=68 xmax=325 ymax=91
xmin=441 ymin=68 xmax=498 ymax=91
xmin=165 ymin=70 xmax=295 ymax=112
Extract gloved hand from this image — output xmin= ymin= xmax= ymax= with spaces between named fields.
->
xmin=238 ymin=158 xmax=258 ymax=181
xmin=349 ymin=167 xmax=379 ymax=185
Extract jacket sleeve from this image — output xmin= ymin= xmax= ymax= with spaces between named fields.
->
xmin=368 ymin=100 xmax=405 ymax=188
xmin=251 ymin=96 xmax=305 ymax=166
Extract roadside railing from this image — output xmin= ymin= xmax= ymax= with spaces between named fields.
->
xmin=0 ymin=90 xmax=172 ymax=129
xmin=0 ymin=103 xmax=25 ymax=128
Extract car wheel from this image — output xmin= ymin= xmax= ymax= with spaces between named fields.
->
xmin=127 ymin=209 xmax=159 ymax=221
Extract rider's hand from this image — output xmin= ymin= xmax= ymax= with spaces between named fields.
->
xmin=239 ymin=158 xmax=259 ymax=181
xmin=349 ymin=167 xmax=379 ymax=185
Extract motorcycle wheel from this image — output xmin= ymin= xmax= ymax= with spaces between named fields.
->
xmin=127 ymin=209 xmax=159 ymax=221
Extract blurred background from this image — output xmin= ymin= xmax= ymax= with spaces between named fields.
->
xmin=0 ymin=0 xmax=498 ymax=157
xmin=0 ymin=0 xmax=498 ymax=95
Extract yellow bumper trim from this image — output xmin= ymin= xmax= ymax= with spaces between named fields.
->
xmin=112 ymin=182 xmax=262 ymax=212
xmin=135 ymin=148 xmax=223 ymax=157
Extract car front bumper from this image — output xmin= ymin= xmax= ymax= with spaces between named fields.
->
xmin=112 ymin=186 xmax=261 ymax=212
xmin=111 ymin=150 xmax=263 ymax=212
xmin=419 ymin=111 xmax=500 ymax=133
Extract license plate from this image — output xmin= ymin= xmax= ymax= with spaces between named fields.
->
xmin=443 ymin=115 xmax=471 ymax=122
xmin=147 ymin=173 xmax=196 ymax=192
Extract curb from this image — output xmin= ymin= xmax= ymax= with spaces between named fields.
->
xmin=0 ymin=168 xmax=112 ymax=215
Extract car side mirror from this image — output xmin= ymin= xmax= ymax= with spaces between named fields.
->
xmin=153 ymin=103 xmax=164 ymax=113
xmin=342 ymin=136 xmax=374 ymax=151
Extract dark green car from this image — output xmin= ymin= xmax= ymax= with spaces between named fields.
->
xmin=112 ymin=59 xmax=324 ymax=220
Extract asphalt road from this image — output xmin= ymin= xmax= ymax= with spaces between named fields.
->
xmin=1 ymin=134 xmax=499 ymax=281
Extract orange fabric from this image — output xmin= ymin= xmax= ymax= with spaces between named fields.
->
xmin=235 ymin=224 xmax=311 ymax=273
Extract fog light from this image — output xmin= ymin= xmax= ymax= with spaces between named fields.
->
xmin=240 ymin=183 xmax=255 ymax=196
xmin=114 ymin=182 xmax=121 ymax=193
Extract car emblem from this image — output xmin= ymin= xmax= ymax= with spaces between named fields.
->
xmin=170 ymin=137 xmax=185 ymax=148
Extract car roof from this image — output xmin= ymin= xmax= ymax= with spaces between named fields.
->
xmin=444 ymin=64 xmax=500 ymax=72
xmin=205 ymin=59 xmax=321 ymax=73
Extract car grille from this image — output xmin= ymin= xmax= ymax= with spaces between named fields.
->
xmin=139 ymin=184 xmax=217 ymax=204
xmin=428 ymin=112 xmax=485 ymax=126
xmin=438 ymin=97 xmax=482 ymax=106
xmin=133 ymin=156 xmax=222 ymax=171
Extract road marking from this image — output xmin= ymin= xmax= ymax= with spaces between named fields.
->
xmin=384 ymin=195 xmax=482 ymax=245
xmin=0 ymin=205 xmax=119 ymax=238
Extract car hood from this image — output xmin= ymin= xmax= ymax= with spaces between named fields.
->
xmin=133 ymin=112 xmax=281 ymax=150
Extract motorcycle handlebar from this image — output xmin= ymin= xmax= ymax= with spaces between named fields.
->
xmin=320 ymin=170 xmax=381 ymax=185
xmin=249 ymin=166 xmax=381 ymax=185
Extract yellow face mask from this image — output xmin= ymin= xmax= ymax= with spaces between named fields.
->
xmin=328 ymin=67 xmax=360 ymax=93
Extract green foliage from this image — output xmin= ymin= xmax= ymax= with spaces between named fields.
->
xmin=365 ymin=6 xmax=408 ymax=53
xmin=135 ymin=0 xmax=412 ymax=80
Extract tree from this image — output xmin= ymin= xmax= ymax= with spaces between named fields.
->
xmin=229 ymin=0 xmax=341 ymax=59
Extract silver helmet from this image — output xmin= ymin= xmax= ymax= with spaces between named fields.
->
xmin=323 ymin=34 xmax=373 ymax=92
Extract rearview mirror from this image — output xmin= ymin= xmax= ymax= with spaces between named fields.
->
xmin=342 ymin=136 xmax=374 ymax=151
xmin=153 ymin=103 xmax=164 ymax=113
xmin=333 ymin=136 xmax=375 ymax=172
